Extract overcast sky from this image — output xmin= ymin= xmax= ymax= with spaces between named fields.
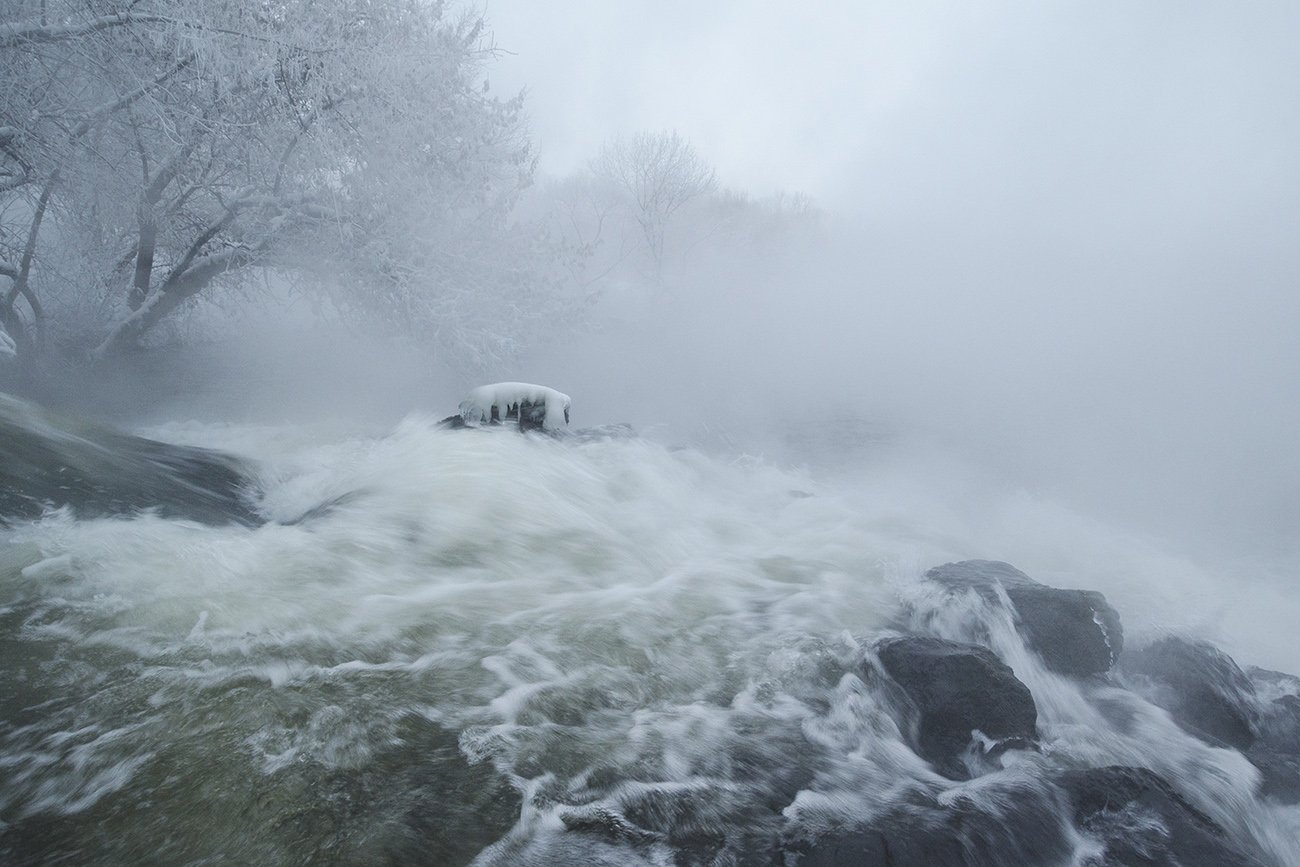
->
xmin=481 ymin=1 xmax=1300 ymax=562
xmin=484 ymin=1 xmax=1300 ymax=211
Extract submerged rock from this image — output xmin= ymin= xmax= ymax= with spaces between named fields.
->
xmin=1120 ymin=637 xmax=1259 ymax=751
xmin=875 ymin=636 xmax=1038 ymax=779
xmin=1057 ymin=765 xmax=1264 ymax=866
xmin=925 ymin=560 xmax=1123 ymax=677
xmin=0 ymin=393 xmax=261 ymax=526
xmin=566 ymin=774 xmax=1076 ymax=867
xmin=782 ymin=779 xmax=1074 ymax=867
xmin=538 ymin=714 xmax=825 ymax=867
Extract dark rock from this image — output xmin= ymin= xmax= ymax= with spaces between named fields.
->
xmin=1246 ymin=701 xmax=1300 ymax=803
xmin=875 ymin=636 xmax=1038 ymax=779
xmin=783 ymin=780 xmax=1073 ymax=867
xmin=1244 ymin=668 xmax=1300 ymax=803
xmin=437 ymin=413 xmax=471 ymax=429
xmin=0 ymin=392 xmax=261 ymax=526
xmin=437 ymin=414 xmax=636 ymax=442
xmin=1120 ymin=637 xmax=1258 ymax=750
xmin=925 ymin=560 xmax=1123 ymax=676
xmin=1057 ymin=765 xmax=1264 ymax=866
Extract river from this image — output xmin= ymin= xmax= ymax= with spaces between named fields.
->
xmin=2 ymin=411 xmax=1297 ymax=864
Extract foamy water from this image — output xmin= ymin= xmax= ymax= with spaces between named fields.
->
xmin=1 ymin=416 xmax=1297 ymax=864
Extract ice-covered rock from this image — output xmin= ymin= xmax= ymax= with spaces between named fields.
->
xmin=457 ymin=382 xmax=571 ymax=431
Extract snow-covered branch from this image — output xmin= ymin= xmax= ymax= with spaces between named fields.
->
xmin=94 ymin=243 xmax=262 ymax=358
xmin=0 ymin=11 xmax=338 ymax=52
xmin=3 ymin=0 xmax=569 ymax=368
xmin=69 ymin=54 xmax=196 ymax=140
xmin=0 ymin=12 xmax=172 ymax=49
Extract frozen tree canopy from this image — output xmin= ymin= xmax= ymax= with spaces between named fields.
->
xmin=458 ymin=382 xmax=571 ymax=430
xmin=0 ymin=0 xmax=575 ymax=374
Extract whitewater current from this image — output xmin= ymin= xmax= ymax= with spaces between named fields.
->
xmin=1 ymin=415 xmax=1297 ymax=864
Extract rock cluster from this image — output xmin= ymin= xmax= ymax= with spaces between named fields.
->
xmin=1121 ymin=637 xmax=1300 ymax=804
xmin=522 ymin=559 xmax=1297 ymax=866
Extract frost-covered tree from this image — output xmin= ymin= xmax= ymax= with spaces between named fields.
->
xmin=0 ymin=0 xmax=565 ymax=372
xmin=591 ymin=130 xmax=716 ymax=284
xmin=530 ymin=152 xmax=822 ymax=305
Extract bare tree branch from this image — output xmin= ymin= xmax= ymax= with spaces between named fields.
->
xmin=592 ymin=130 xmax=716 ymax=283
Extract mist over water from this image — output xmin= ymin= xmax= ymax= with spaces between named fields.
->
xmin=487 ymin=0 xmax=1300 ymax=565
xmin=3 ymin=1 xmax=1299 ymax=863
xmin=509 ymin=205 xmax=1300 ymax=663
xmin=46 ymin=196 xmax=1297 ymax=669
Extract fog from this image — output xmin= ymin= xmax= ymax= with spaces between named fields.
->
xmin=484 ymin=2 xmax=1300 ymax=564
xmin=10 ymin=1 xmax=1299 ymax=646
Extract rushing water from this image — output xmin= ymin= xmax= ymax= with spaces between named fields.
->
xmin=1 ymin=414 xmax=1297 ymax=865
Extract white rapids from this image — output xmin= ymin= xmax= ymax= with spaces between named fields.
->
xmin=1 ymin=414 xmax=1297 ymax=865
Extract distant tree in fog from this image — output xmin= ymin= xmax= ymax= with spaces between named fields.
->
xmin=530 ymin=153 xmax=823 ymax=302
xmin=0 ymin=0 xmax=567 ymax=373
xmin=525 ymin=173 xmax=634 ymax=299
xmin=592 ymin=130 xmax=717 ymax=284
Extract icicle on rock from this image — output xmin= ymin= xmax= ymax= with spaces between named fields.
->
xmin=441 ymin=382 xmax=572 ymax=432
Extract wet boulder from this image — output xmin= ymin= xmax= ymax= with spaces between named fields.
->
xmin=1244 ymin=667 xmax=1300 ymax=803
xmin=875 ymin=636 xmax=1038 ymax=779
xmin=925 ymin=560 xmax=1123 ymax=677
xmin=0 ymin=392 xmax=261 ymax=526
xmin=1057 ymin=765 xmax=1264 ymax=866
xmin=1120 ymin=637 xmax=1258 ymax=751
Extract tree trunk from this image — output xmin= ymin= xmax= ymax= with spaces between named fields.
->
xmin=129 ymin=212 xmax=157 ymax=310
xmin=94 ymin=243 xmax=257 ymax=359
xmin=1 ymin=174 xmax=55 ymax=359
